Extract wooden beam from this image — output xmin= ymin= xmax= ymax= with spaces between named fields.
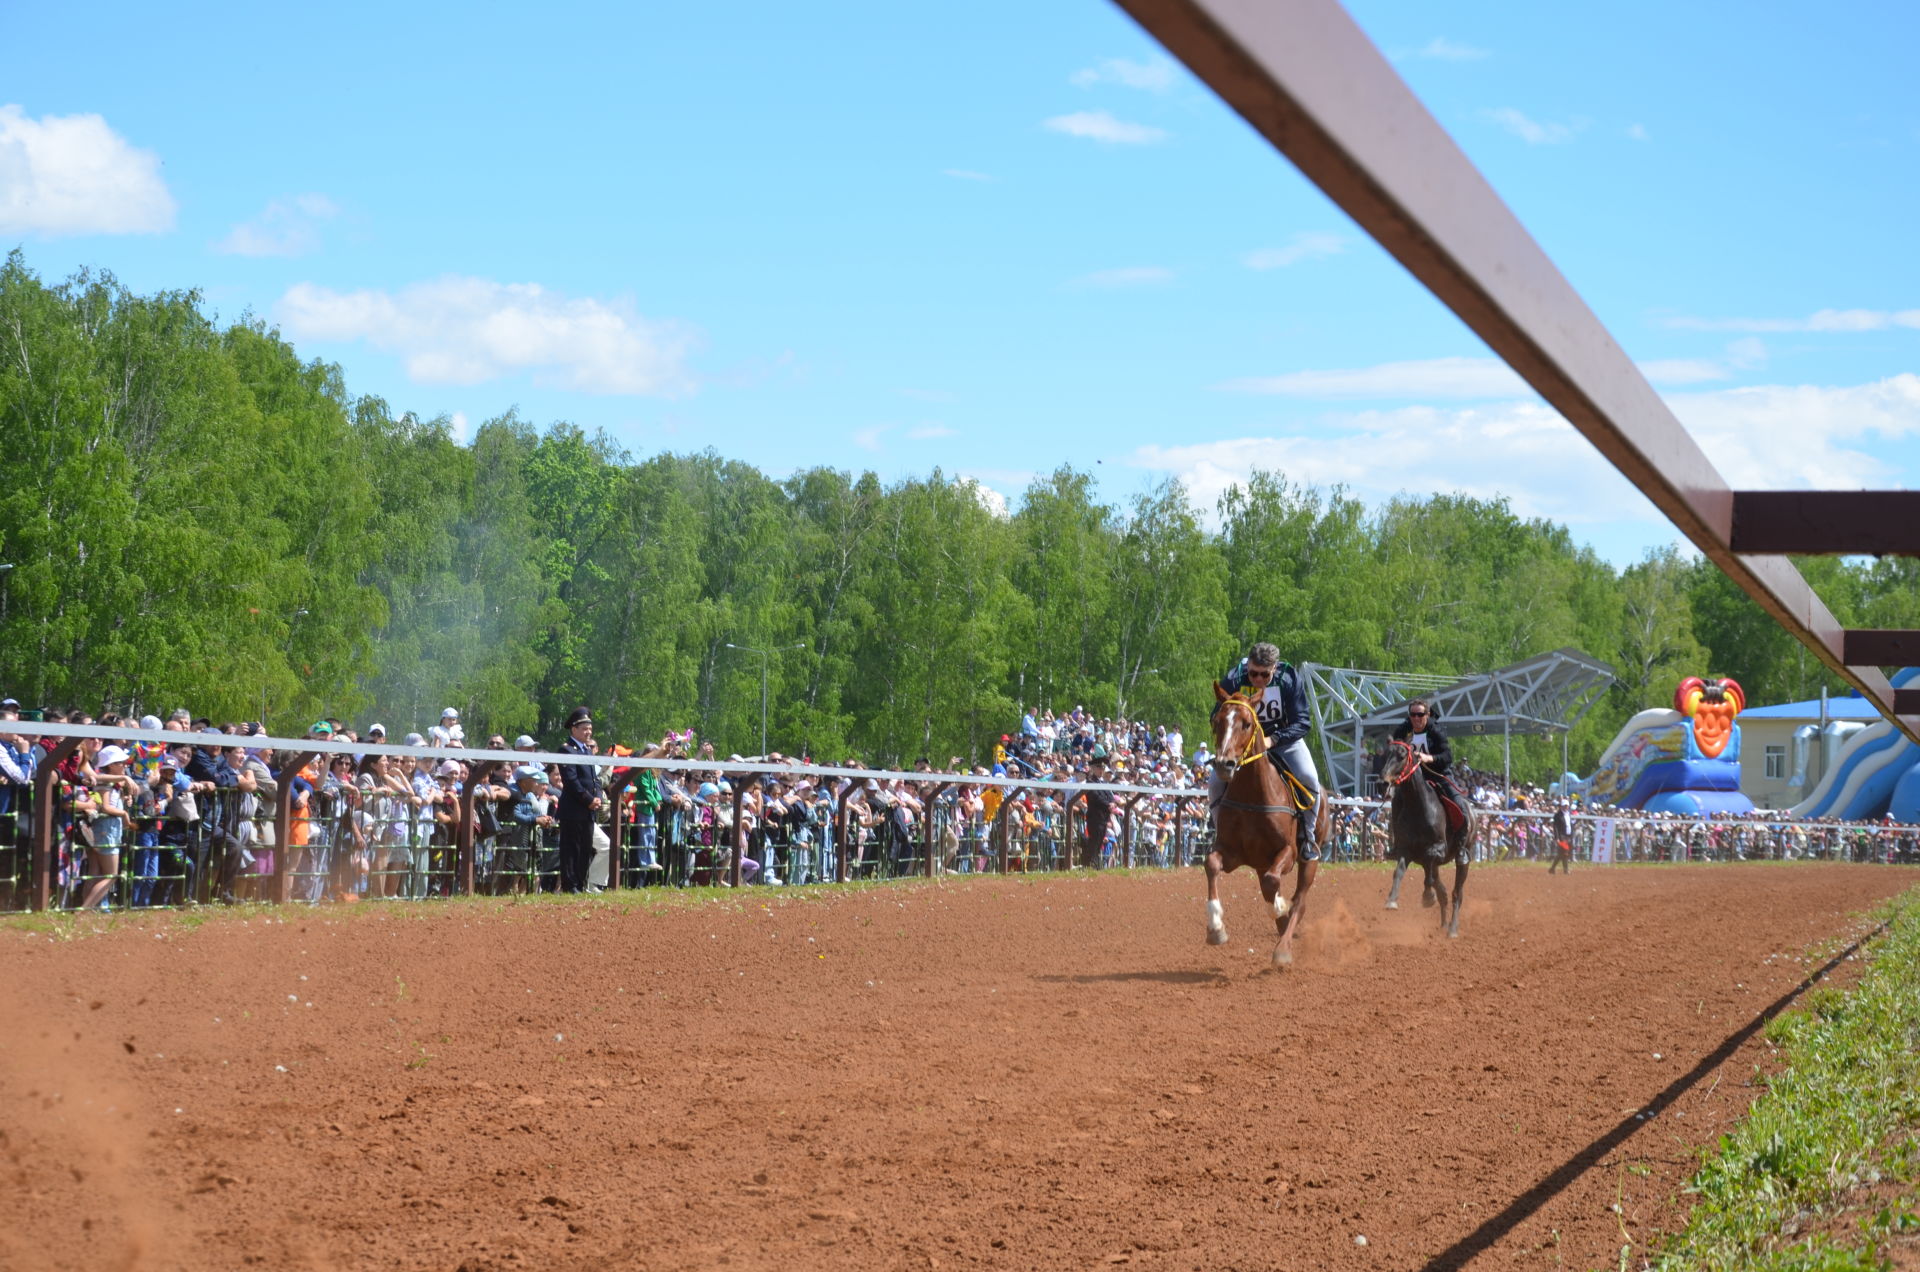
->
xmin=1108 ymin=0 xmax=1915 ymax=744
xmin=1842 ymin=630 xmax=1920 ymax=667
xmin=1731 ymin=492 xmax=1920 ymax=555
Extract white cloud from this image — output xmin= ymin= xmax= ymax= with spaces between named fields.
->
xmin=1069 ymin=57 xmax=1177 ymax=92
xmin=1483 ymin=107 xmax=1577 ymax=145
xmin=1638 ymin=358 xmax=1729 ymax=385
xmin=1415 ymin=37 xmax=1490 ymax=61
xmin=449 ymin=411 xmax=470 ymax=443
xmin=1131 ymin=400 xmax=1640 ymax=527
xmin=955 ymin=476 xmax=1010 ymax=519
xmin=852 ymin=425 xmax=888 ymax=452
xmin=1663 ymin=308 xmax=1920 ymax=333
xmin=1130 ymin=375 xmax=1920 ymax=547
xmin=1220 ymin=356 xmax=1530 ymax=399
xmin=1668 ymin=374 xmax=1920 ymax=488
xmin=1242 ymin=232 xmax=1346 ymax=270
xmin=1043 ymin=111 xmax=1168 ymax=146
xmin=214 ymin=193 xmax=338 ymax=257
xmin=907 ymin=423 xmax=955 ymax=440
xmin=0 ymin=103 xmax=175 ymax=236
xmin=942 ymin=169 xmax=995 ymax=182
xmin=276 ymin=276 xmax=696 ymax=395
xmin=1222 ymin=350 xmax=1769 ymax=398
xmin=1073 ymin=265 xmax=1175 ymax=289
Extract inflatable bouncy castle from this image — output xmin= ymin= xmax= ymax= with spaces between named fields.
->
xmin=1558 ymin=676 xmax=1756 ymax=815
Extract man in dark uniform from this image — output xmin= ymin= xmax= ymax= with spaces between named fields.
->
xmin=1080 ymin=749 xmax=1115 ymax=869
xmin=1210 ymin=641 xmax=1320 ymax=860
xmin=1389 ymin=699 xmax=1467 ymax=858
xmin=556 ymin=707 xmax=603 ymax=893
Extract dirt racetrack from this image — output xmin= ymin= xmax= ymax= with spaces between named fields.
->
xmin=3 ymin=862 xmax=1913 ymax=1271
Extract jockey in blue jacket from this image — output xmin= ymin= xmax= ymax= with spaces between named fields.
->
xmin=1211 ymin=641 xmax=1321 ymax=860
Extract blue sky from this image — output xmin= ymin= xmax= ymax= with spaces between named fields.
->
xmin=4 ymin=0 xmax=1918 ymax=566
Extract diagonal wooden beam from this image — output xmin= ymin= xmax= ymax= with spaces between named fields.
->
xmin=1731 ymin=492 xmax=1920 ymax=555
xmin=1109 ymin=0 xmax=1919 ymax=740
xmin=1842 ymin=630 xmax=1920 ymax=667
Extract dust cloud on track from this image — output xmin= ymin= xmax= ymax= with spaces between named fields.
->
xmin=2 ymin=862 xmax=1910 ymax=1270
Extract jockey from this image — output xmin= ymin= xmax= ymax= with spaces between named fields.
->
xmin=1389 ymin=699 xmax=1468 ymax=855
xmin=1210 ymin=641 xmax=1320 ymax=861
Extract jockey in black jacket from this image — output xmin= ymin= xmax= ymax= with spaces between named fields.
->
xmin=1388 ymin=698 xmax=1467 ymax=855
xmin=1210 ymin=641 xmax=1320 ymax=860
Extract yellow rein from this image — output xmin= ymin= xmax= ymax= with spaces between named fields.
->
xmin=1220 ymin=698 xmax=1268 ymax=769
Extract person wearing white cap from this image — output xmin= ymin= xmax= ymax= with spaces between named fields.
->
xmin=77 ymin=746 xmax=135 ymax=909
xmin=430 ymin=708 xmax=464 ymax=748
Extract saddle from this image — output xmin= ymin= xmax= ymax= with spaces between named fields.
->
xmin=1437 ymin=791 xmax=1467 ymax=834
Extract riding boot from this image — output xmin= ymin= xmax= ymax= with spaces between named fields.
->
xmin=1297 ymin=793 xmax=1320 ymax=862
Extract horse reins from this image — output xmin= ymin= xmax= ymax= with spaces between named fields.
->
xmin=1386 ymin=738 xmax=1422 ymax=785
xmin=1219 ymin=697 xmax=1268 ymax=771
xmin=1217 ymin=696 xmax=1300 ymax=817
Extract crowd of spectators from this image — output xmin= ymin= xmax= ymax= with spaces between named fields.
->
xmin=0 ymin=699 xmax=1216 ymax=912
xmin=2 ymin=694 xmax=1914 ymax=913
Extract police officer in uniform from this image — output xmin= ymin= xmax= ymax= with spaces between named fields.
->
xmin=556 ymin=706 xmax=604 ymax=892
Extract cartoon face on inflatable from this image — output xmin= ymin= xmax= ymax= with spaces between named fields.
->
xmin=1675 ymin=676 xmax=1745 ymax=758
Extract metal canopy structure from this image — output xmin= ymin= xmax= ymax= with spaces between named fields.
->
xmin=1112 ymin=0 xmax=1920 ymax=739
xmin=1304 ymin=650 xmax=1616 ymax=797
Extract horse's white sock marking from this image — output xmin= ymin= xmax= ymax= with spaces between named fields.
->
xmin=1273 ymin=892 xmax=1289 ymax=920
xmin=1206 ymin=898 xmax=1224 ymax=933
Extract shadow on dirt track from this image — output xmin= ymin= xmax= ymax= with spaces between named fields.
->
xmin=1416 ymin=921 xmax=1889 ymax=1272
xmin=1034 ymin=970 xmax=1230 ymax=986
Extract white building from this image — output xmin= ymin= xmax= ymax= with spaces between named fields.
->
xmin=1736 ymin=691 xmax=1884 ymax=809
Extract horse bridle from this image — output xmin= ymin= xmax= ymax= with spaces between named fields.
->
xmin=1216 ymin=696 xmax=1268 ymax=771
xmin=1384 ymin=738 xmax=1423 ymax=786
xmin=1215 ymin=696 xmax=1300 ymax=817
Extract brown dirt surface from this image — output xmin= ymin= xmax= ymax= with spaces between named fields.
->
xmin=2 ymin=861 xmax=1914 ymax=1271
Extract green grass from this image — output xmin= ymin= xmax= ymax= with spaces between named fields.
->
xmin=1652 ymin=887 xmax=1920 ymax=1271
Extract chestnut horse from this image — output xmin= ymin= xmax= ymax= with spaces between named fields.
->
xmin=1203 ymin=684 xmax=1328 ymax=967
xmin=1376 ymin=739 xmax=1472 ymax=938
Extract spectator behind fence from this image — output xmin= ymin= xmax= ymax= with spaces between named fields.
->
xmin=556 ymin=707 xmax=603 ymax=893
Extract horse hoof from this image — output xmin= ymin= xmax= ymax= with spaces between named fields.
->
xmin=1384 ymin=900 xmax=1398 ymax=911
xmin=1271 ymin=948 xmax=1293 ymax=969
xmin=1422 ymin=893 xmax=1437 ymax=909
xmin=1206 ymin=928 xmax=1229 ymax=946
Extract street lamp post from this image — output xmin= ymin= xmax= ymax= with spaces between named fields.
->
xmin=724 ymin=641 xmax=806 ymax=756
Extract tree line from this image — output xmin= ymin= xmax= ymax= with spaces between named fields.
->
xmin=3 ymin=255 xmax=1914 ymax=778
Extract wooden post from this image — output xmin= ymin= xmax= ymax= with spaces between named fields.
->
xmin=730 ymin=782 xmax=748 ymax=888
xmin=1064 ymin=794 xmax=1078 ymax=872
xmin=1173 ymin=798 xmax=1186 ymax=867
xmin=921 ymin=782 xmax=952 ymax=878
xmin=272 ymin=751 xmax=322 ymax=905
xmin=457 ymin=770 xmax=482 ymax=897
xmin=991 ymin=787 xmax=1024 ymax=874
xmin=29 ymin=738 xmax=82 ymax=912
xmin=834 ymin=793 xmax=851 ymax=884
xmin=1121 ymin=794 xmax=1141 ymax=869
xmin=609 ymin=782 xmax=630 ymax=891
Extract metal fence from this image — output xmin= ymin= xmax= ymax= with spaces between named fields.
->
xmin=0 ymin=724 xmax=1220 ymax=914
xmin=5 ymin=724 xmax=1915 ymax=917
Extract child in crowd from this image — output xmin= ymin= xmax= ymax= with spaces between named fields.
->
xmin=77 ymin=745 xmax=134 ymax=909
xmin=498 ymin=764 xmax=556 ymax=896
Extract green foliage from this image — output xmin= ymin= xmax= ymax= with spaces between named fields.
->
xmin=4 ymin=256 xmax=1917 ymax=771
